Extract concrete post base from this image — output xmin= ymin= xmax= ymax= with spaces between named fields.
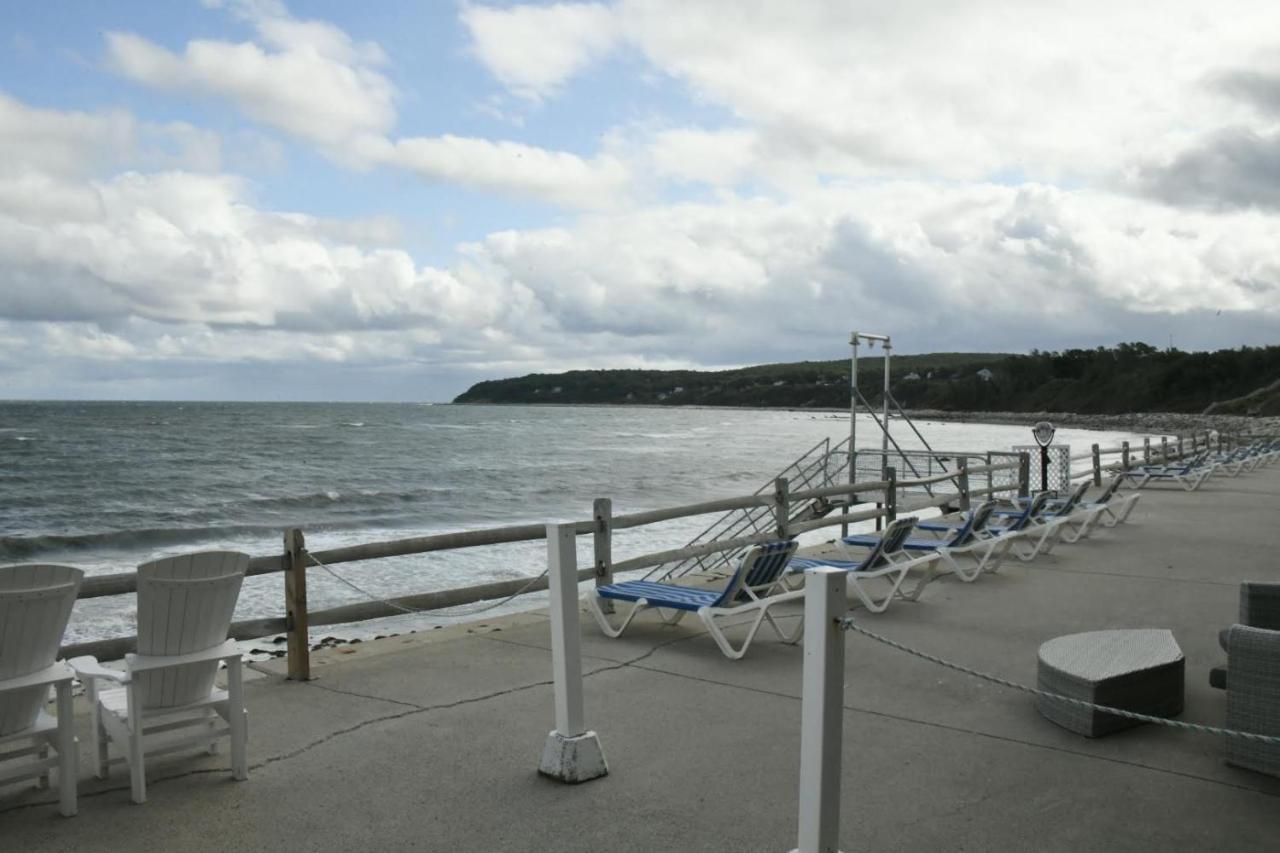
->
xmin=538 ymin=729 xmax=608 ymax=784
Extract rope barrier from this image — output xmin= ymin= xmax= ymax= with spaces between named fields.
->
xmin=840 ymin=616 xmax=1280 ymax=744
xmin=306 ymin=551 xmax=550 ymax=619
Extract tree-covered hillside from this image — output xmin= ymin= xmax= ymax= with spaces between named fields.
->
xmin=453 ymin=343 xmax=1280 ymax=415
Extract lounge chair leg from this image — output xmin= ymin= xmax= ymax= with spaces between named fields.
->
xmin=227 ymin=658 xmax=248 ymax=781
xmin=699 ymin=608 xmax=763 ymax=660
xmin=55 ymin=680 xmax=77 ymax=817
xmin=584 ymin=593 xmax=645 ymax=638
xmin=127 ymin=684 xmax=146 ymax=805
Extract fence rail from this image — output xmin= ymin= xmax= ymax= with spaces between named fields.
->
xmin=57 ymin=427 xmax=1239 ymax=678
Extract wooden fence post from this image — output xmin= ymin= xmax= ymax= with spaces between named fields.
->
xmin=1177 ymin=435 xmax=1184 ymax=459
xmin=1143 ymin=437 xmax=1151 ymax=464
xmin=1017 ymin=452 xmax=1030 ymax=497
xmin=284 ymin=528 xmax=311 ymax=681
xmin=956 ymin=456 xmax=970 ymax=512
xmin=1121 ymin=441 xmax=1130 ymax=470
xmin=1091 ymin=444 xmax=1102 ymax=486
xmin=593 ymin=498 xmax=613 ymax=614
xmin=884 ymin=467 xmax=897 ymax=522
xmin=774 ymin=477 xmax=791 ymax=539
xmin=1161 ymin=437 xmax=1169 ymax=464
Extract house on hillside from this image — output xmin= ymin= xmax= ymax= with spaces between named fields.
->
xmin=976 ymin=368 xmax=994 ymax=382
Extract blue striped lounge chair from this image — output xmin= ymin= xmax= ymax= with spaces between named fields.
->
xmin=840 ymin=500 xmax=1013 ymax=587
xmin=585 ymin=540 xmax=801 ymax=660
xmin=1044 ymin=476 xmax=1141 ymax=531
xmin=786 ymin=516 xmax=939 ymax=613
xmin=995 ymin=482 xmax=1091 ymax=551
xmin=1120 ymin=455 xmax=1213 ymax=491
xmin=990 ymin=490 xmax=1068 ymax=558
xmin=916 ymin=491 xmax=1057 ymax=563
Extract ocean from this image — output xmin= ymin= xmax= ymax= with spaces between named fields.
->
xmin=1 ymin=401 xmax=1147 ymax=645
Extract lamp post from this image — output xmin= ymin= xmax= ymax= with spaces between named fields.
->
xmin=1032 ymin=420 xmax=1055 ymax=493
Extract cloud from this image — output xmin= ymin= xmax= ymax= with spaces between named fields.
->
xmin=104 ymin=2 xmax=632 ymax=208
xmin=105 ymin=28 xmax=396 ymax=150
xmin=1136 ymin=128 xmax=1280 ymax=211
xmin=380 ymin=135 xmax=629 ymax=208
xmin=1213 ymin=68 xmax=1280 ymax=118
xmin=461 ymin=2 xmax=620 ymax=100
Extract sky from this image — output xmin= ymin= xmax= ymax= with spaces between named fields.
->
xmin=1 ymin=0 xmax=1278 ymax=401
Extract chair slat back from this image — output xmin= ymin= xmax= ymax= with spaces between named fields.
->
xmin=135 ymin=551 xmax=247 ymax=710
xmin=1001 ymin=492 xmax=1052 ymax=533
xmin=0 ymin=564 xmax=83 ymax=735
xmin=1094 ymin=476 xmax=1123 ymax=505
xmin=716 ymin=541 xmax=798 ymax=605
xmin=1056 ymin=480 xmax=1091 ymax=515
xmin=861 ymin=517 xmax=917 ymax=570
xmin=947 ymin=501 xmax=996 ymax=546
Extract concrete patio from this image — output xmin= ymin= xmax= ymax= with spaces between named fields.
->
xmin=3 ymin=468 xmax=1280 ymax=851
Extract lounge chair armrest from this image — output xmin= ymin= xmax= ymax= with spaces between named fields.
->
xmin=0 ymin=661 xmax=76 ymax=693
xmin=70 ymin=655 xmax=130 ymax=684
xmin=125 ymin=639 xmax=241 ymax=673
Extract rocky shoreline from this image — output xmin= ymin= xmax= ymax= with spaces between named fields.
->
xmin=901 ymin=408 xmax=1280 ymax=436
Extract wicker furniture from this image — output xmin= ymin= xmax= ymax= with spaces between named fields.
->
xmin=1036 ymin=629 xmax=1184 ymax=737
xmin=1211 ymin=582 xmax=1280 ymax=777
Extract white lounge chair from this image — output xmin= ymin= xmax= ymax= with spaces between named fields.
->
xmin=0 ymin=564 xmax=84 ymax=817
xmin=787 ymin=516 xmax=940 ymax=612
xmin=1060 ymin=476 xmax=1141 ymax=531
xmin=586 ymin=540 xmax=801 ymax=659
xmin=71 ymin=551 xmax=249 ymax=804
xmin=909 ymin=495 xmax=1050 ymax=573
xmin=1120 ymin=457 xmax=1213 ymax=491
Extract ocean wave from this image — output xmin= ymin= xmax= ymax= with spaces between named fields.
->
xmin=240 ymin=487 xmax=451 ymax=511
xmin=0 ymin=524 xmax=284 ymax=560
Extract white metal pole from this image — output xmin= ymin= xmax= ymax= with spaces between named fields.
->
xmin=790 ymin=568 xmax=848 ymax=853
xmin=538 ymin=522 xmax=608 ymax=782
xmin=548 ymin=522 xmax=584 ymax=736
xmin=849 ymin=332 xmax=858 ymax=485
xmin=881 ymin=338 xmax=891 ymax=478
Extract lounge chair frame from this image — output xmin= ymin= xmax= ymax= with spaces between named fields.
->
xmin=586 ymin=540 xmax=801 ymax=660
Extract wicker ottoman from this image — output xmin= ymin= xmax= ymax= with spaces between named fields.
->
xmin=1036 ymin=629 xmax=1184 ymax=737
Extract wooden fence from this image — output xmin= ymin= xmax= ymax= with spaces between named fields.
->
xmin=59 ymin=428 xmax=1239 ymax=679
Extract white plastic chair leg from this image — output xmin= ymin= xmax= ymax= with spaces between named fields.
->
xmin=584 ymin=593 xmax=646 ymax=638
xmin=227 ymin=658 xmax=248 ymax=782
xmin=55 ymin=680 xmax=77 ymax=817
xmin=126 ymin=684 xmax=146 ymax=804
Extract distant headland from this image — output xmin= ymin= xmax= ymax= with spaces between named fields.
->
xmin=453 ymin=344 xmax=1280 ymax=424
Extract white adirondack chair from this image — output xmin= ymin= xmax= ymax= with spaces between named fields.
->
xmin=71 ymin=551 xmax=249 ymax=804
xmin=0 ymin=564 xmax=84 ymax=817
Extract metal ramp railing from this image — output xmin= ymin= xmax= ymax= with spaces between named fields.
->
xmin=648 ymin=435 xmax=851 ymax=582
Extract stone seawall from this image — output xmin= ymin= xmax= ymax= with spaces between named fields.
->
xmin=902 ymin=409 xmax=1280 ymax=436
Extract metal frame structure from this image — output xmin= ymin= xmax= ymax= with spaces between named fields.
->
xmin=849 ymin=331 xmax=892 ymax=483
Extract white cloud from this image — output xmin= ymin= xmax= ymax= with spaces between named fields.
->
xmin=104 ymin=3 xmax=632 ymax=208
xmin=611 ymin=0 xmax=1277 ymax=184
xmin=105 ymin=4 xmax=396 ymax=151
xmin=461 ymin=2 xmax=620 ymax=100
xmin=382 ymin=134 xmax=629 ymax=208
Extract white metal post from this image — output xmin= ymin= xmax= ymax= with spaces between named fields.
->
xmin=849 ymin=332 xmax=859 ymax=486
xmin=881 ymin=339 xmax=891 ymax=479
xmin=538 ymin=522 xmax=608 ymax=783
xmin=790 ymin=568 xmax=848 ymax=853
